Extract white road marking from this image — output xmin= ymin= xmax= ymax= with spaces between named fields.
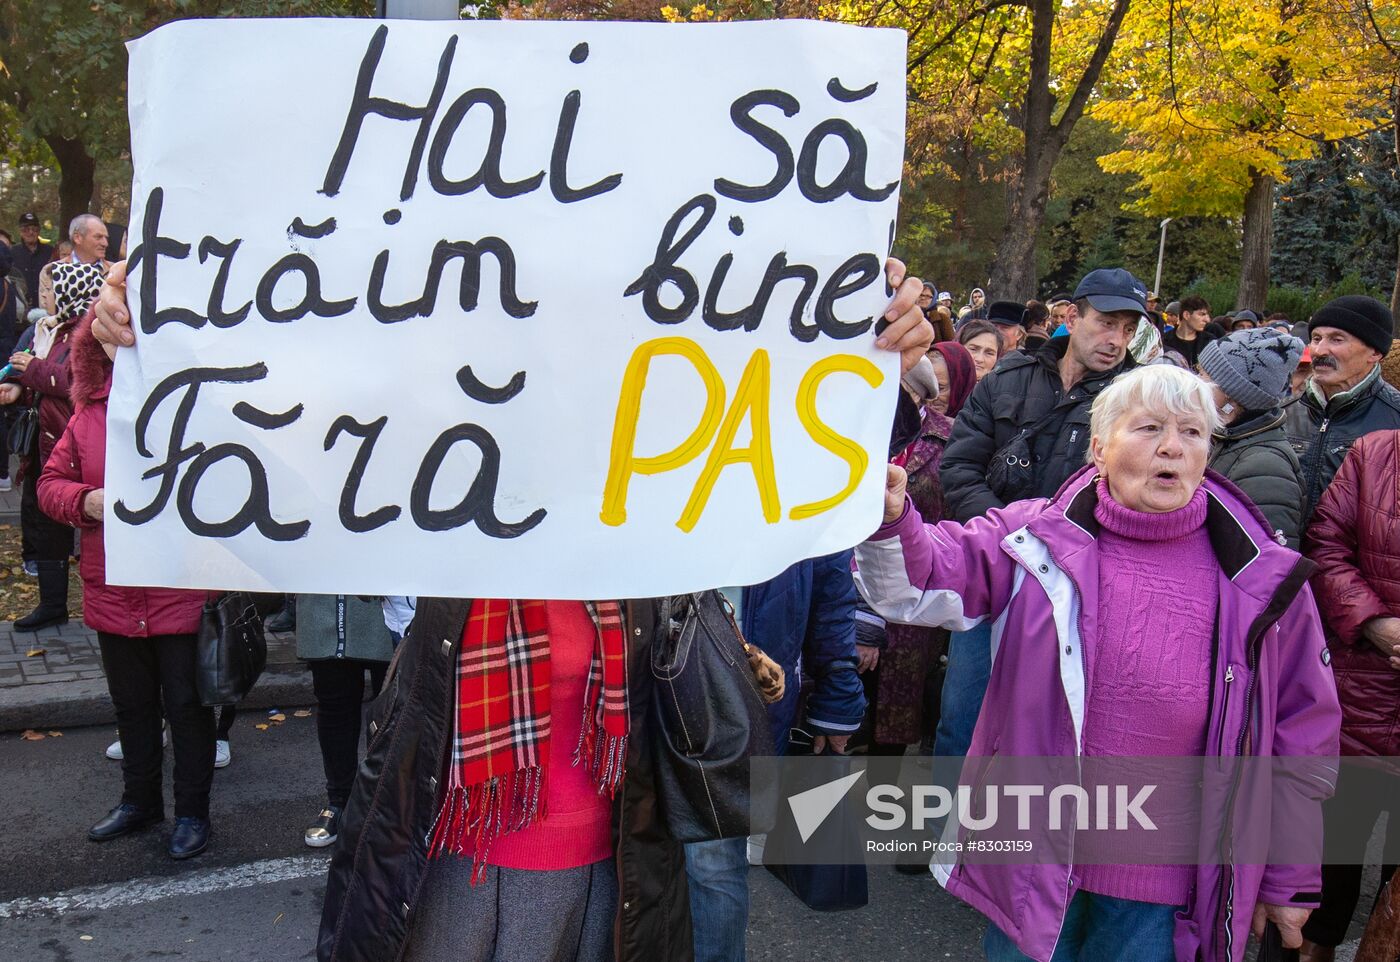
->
xmin=0 ymin=855 xmax=328 ymax=919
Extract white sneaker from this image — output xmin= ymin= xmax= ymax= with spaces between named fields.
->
xmin=105 ymin=724 xmax=169 ymax=760
xmin=0 ymin=477 xmax=12 ymax=492
xmin=747 ymin=833 xmax=767 ymax=866
xmin=214 ymin=740 xmax=231 ymax=769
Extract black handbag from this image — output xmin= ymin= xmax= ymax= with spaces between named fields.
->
xmin=195 ymin=592 xmax=267 ymax=707
xmin=9 ymin=403 xmax=37 ymax=456
xmin=651 ymin=591 xmax=776 ymax=842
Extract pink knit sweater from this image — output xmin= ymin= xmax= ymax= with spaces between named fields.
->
xmin=1075 ymin=480 xmax=1217 ymax=906
xmin=482 ymin=602 xmax=614 ymax=870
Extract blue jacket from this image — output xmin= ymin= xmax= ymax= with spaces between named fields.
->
xmin=741 ymin=551 xmax=867 ymax=753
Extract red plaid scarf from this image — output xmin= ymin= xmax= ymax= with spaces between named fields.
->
xmin=428 ymin=599 xmax=629 ymax=878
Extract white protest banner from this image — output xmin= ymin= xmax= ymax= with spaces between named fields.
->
xmin=107 ymin=17 xmax=907 ymax=599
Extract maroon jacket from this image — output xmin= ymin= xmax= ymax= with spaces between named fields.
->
xmin=37 ymin=312 xmax=205 ymax=637
xmin=1306 ymin=430 xmax=1400 ymax=757
xmin=15 ymin=318 xmax=76 ymax=480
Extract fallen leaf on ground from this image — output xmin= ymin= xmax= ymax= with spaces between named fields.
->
xmin=255 ymin=723 xmax=270 ymax=731
xmin=47 ymin=731 xmax=63 ymax=737
xmin=79 ymin=935 xmax=93 ymax=941
xmin=25 ymin=648 xmax=45 ymax=657
xmin=293 ymin=710 xmax=312 ymax=718
xmin=268 ymin=713 xmax=286 ymax=722
xmin=273 ymin=912 xmax=284 ymax=925
xmin=20 ymin=730 xmax=45 ymax=740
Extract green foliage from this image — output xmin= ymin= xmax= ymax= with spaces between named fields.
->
xmin=890 ymin=150 xmax=1007 ymax=299
xmin=1181 ymin=272 xmax=1386 ymax=322
xmin=0 ymin=0 xmax=373 ymax=223
xmin=1032 ymin=118 xmax=1240 ymax=299
xmin=1271 ymin=130 xmax=1398 ymax=296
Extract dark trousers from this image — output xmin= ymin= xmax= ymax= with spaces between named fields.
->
xmin=215 ymin=705 xmax=236 ymax=740
xmin=1302 ymin=764 xmax=1400 ymax=946
xmin=97 ymin=632 xmax=215 ymax=819
xmin=21 ymin=453 xmax=73 ymax=562
xmin=311 ymin=658 xmax=387 ymax=809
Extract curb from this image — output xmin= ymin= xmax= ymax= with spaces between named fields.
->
xmin=0 ymin=662 xmax=316 ymax=733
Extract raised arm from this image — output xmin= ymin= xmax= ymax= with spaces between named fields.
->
xmin=853 ymin=465 xmax=1029 ymax=631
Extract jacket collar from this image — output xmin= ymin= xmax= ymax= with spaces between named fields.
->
xmin=1304 ymin=363 xmax=1382 ymax=414
xmin=1031 ymin=335 xmax=1137 ymax=387
xmin=1030 ymin=465 xmax=1290 ymax=586
xmin=1214 ymin=408 xmax=1284 ymax=442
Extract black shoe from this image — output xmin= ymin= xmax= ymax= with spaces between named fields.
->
xmin=169 ymin=817 xmax=211 ymax=859
xmin=88 ymin=803 xmax=163 ymax=842
xmin=15 ymin=560 xmax=69 ymax=632
xmin=264 ymin=602 xmax=296 ymax=634
xmin=304 ymin=805 xmax=342 ymax=848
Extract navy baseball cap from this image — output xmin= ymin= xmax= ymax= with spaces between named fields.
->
xmin=1072 ymin=268 xmax=1148 ymax=318
xmin=18 ymin=213 xmax=38 ymax=227
xmin=987 ymin=300 xmax=1027 ymax=328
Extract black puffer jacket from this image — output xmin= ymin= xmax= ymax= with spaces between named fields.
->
xmin=1284 ymin=371 xmax=1400 ymax=526
xmin=317 ymin=598 xmax=692 ymax=962
xmin=939 ymin=337 xmax=1132 ymax=523
xmin=1208 ymin=410 xmax=1303 ymax=549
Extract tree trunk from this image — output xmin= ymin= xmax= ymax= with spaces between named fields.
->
xmin=990 ymin=181 xmax=1045 ymax=300
xmin=986 ymin=0 xmax=1132 ymax=301
xmin=43 ymin=134 xmax=97 ymax=241
xmin=1237 ymin=168 xmax=1275 ymax=312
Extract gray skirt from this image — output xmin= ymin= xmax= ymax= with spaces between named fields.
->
xmin=402 ymin=856 xmax=616 ymax=962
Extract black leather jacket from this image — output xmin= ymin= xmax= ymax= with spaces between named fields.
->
xmin=317 ymin=597 xmax=692 ymax=962
xmin=1284 ymin=372 xmax=1400 ymax=526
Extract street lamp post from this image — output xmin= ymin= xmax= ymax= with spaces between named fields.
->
xmin=1154 ymin=217 xmax=1173 ymax=298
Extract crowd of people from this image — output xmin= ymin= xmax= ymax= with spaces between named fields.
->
xmin=6 ymin=202 xmax=1400 ymax=962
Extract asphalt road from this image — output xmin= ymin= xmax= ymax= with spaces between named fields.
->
xmin=0 ymin=717 xmax=989 ymax=962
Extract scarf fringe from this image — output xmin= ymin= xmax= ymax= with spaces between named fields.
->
xmin=575 ymin=711 xmax=628 ymax=798
xmin=427 ymin=767 xmax=549 ymax=883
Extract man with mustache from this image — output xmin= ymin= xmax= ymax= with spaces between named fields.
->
xmin=1285 ymin=295 xmax=1400 ymax=525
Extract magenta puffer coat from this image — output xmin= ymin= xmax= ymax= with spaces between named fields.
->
xmin=36 ymin=313 xmax=205 ymax=637
xmin=854 ymin=466 xmax=1341 ymax=962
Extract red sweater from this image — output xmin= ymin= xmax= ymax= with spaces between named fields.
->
xmin=479 ymin=601 xmax=614 ymax=870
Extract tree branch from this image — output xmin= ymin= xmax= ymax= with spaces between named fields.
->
xmin=1046 ymin=0 xmax=1132 ymax=155
xmin=907 ymin=0 xmax=1025 ymax=73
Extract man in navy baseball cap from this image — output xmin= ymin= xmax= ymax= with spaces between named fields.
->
xmin=1052 ymin=268 xmax=1147 ymax=387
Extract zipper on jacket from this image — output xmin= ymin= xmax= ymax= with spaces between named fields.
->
xmin=1216 ymin=666 xmax=1234 ymax=757
xmin=1215 ymin=563 xmax=1306 ymax=956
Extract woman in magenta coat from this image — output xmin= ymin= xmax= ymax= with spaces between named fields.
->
xmin=38 ymin=310 xmax=214 ymax=860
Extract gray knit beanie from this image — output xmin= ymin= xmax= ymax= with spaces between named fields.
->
xmin=1199 ymin=328 xmax=1305 ymax=412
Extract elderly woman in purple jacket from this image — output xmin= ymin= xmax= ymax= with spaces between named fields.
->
xmin=855 ymin=364 xmax=1341 ymax=962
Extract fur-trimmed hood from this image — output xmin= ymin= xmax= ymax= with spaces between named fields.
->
xmin=67 ymin=308 xmax=111 ymax=411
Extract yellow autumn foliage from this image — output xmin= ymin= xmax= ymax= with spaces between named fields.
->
xmin=1090 ymin=0 xmax=1392 ymax=216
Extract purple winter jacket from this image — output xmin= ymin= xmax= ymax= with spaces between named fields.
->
xmin=853 ymin=465 xmax=1341 ymax=962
